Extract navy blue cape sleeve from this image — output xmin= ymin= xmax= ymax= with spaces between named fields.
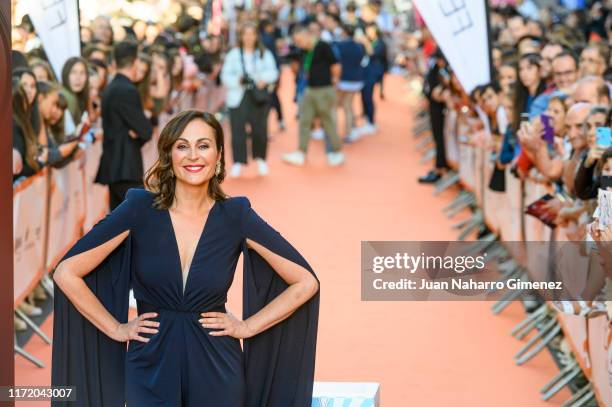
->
xmin=51 ymin=189 xmax=143 ymax=407
xmin=240 ymin=197 xmax=320 ymax=407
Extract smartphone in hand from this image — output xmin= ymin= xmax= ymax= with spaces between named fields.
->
xmin=596 ymin=127 xmax=611 ymax=149
xmin=540 ymin=114 xmax=554 ymax=146
xmin=519 ymin=113 xmax=531 ymax=136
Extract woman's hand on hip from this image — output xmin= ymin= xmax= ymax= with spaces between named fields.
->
xmin=110 ymin=312 xmax=159 ymax=342
xmin=199 ymin=310 xmax=254 ymax=339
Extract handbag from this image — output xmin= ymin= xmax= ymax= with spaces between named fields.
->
xmin=488 ymin=163 xmax=506 ymax=192
xmin=239 ymin=48 xmax=271 ymax=106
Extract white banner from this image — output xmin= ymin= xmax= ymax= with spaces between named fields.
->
xmin=26 ymin=0 xmax=80 ymax=80
xmin=13 ymin=171 xmax=48 ymax=305
xmin=414 ymin=0 xmax=491 ymax=93
xmin=46 ymin=159 xmax=86 ymax=271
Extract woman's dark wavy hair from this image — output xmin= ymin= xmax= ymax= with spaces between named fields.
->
xmin=144 ymin=110 xmax=229 ymax=209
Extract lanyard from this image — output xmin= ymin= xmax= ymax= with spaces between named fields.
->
xmin=302 ymin=41 xmax=317 ymax=74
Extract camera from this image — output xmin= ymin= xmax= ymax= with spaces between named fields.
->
xmin=240 ymin=75 xmax=256 ymax=89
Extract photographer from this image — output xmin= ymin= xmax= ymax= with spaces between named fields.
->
xmin=221 ymin=22 xmax=279 ymax=178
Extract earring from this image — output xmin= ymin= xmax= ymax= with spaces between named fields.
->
xmin=215 ymin=161 xmax=221 ymax=176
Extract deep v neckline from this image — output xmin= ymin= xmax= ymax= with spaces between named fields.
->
xmin=166 ymin=200 xmax=218 ymax=296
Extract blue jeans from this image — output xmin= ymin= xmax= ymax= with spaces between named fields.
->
xmin=361 ymin=72 xmax=383 ymax=124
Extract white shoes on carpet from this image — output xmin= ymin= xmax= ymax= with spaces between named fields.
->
xmin=282 ymin=150 xmax=345 ymax=167
xmin=327 ymin=151 xmax=346 ymax=166
xmin=282 ymin=150 xmax=306 ymax=166
xmin=229 ymin=163 xmax=242 ymax=178
xmin=229 ymin=160 xmax=269 ymax=177
xmin=255 ymin=158 xmax=269 ymax=175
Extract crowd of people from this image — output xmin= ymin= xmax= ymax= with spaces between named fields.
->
xmin=408 ymin=1 xmax=611 ymax=314
xmin=9 ymin=0 xmax=612 ymax=400
xmin=11 ymin=0 xmax=394 ymax=330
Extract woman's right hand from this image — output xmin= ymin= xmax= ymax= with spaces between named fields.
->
xmin=110 ymin=312 xmax=159 ymax=343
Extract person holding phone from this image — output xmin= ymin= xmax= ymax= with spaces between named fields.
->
xmin=574 ymin=105 xmax=610 ymax=200
xmin=523 ymin=94 xmax=569 ymax=181
xmin=35 ymin=81 xmax=84 ymax=169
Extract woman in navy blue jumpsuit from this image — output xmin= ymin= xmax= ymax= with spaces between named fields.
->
xmin=51 ymin=110 xmax=320 ymax=407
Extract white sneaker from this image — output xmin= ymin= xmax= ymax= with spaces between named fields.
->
xmin=255 ymin=158 xmax=269 ymax=175
xmin=282 ymin=150 xmax=306 ymax=166
xmin=357 ymin=122 xmax=378 ymax=135
xmin=345 ymin=128 xmax=365 ymax=143
xmin=229 ymin=163 xmax=242 ymax=178
xmin=327 ymin=151 xmax=345 ymax=166
xmin=311 ymin=128 xmax=325 ymax=140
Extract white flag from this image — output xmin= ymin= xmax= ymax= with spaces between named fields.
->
xmin=414 ymin=0 xmax=491 ymax=93
xmin=26 ymin=0 xmax=81 ymax=80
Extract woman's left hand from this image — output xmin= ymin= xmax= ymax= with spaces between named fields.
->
xmin=199 ymin=311 xmax=255 ymax=339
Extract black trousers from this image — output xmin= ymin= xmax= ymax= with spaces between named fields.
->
xmin=109 ymin=181 xmax=143 ymax=211
xmin=430 ymin=104 xmax=448 ymax=170
xmin=229 ymin=91 xmax=269 ymax=164
xmin=269 ymin=82 xmax=283 ymax=122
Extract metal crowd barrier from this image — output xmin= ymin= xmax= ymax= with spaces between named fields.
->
xmin=418 ymin=99 xmax=611 ymax=407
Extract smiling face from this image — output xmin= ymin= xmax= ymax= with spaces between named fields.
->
xmin=565 ymin=106 xmax=590 ymax=151
xmin=171 ymin=119 xmax=220 ymax=187
xmin=552 ymin=55 xmax=578 ymax=90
